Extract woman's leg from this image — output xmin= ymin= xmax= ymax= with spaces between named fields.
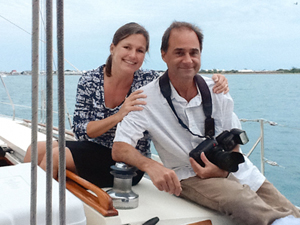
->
xmin=32 ymin=140 xmax=145 ymax=186
xmin=23 ymin=141 xmax=59 ymax=164
xmin=69 ymin=141 xmax=115 ymax=187
xmin=39 ymin=145 xmax=76 ymax=180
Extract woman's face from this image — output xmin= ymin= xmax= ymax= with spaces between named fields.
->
xmin=110 ymin=34 xmax=147 ymax=74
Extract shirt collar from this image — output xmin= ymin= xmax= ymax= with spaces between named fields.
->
xmin=168 ymin=80 xmax=202 ymax=107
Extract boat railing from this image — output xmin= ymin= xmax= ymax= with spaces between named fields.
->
xmin=0 ymin=75 xmax=73 ymax=129
xmin=0 ymin=102 xmax=74 ymax=130
xmin=0 ymin=74 xmax=15 ymax=120
xmin=240 ymin=118 xmax=280 ymax=176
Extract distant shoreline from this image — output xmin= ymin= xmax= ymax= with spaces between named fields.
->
xmin=199 ymin=68 xmax=300 ymax=74
xmin=200 ymin=71 xmax=300 ymax=75
xmin=1 ymin=68 xmax=300 ymax=76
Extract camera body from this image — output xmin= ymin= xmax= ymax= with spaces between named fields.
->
xmin=189 ymin=128 xmax=248 ymax=172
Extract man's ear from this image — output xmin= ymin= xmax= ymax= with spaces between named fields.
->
xmin=161 ymin=50 xmax=167 ymax=63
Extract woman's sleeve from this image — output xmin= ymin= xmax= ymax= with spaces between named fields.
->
xmin=72 ymin=75 xmax=94 ymax=140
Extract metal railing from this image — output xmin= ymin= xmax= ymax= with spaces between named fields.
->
xmin=0 ymin=75 xmax=15 ymax=120
xmin=0 ymin=80 xmax=73 ymax=130
xmin=241 ymin=118 xmax=280 ymax=175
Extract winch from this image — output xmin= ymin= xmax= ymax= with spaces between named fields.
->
xmin=107 ymin=162 xmax=139 ymax=209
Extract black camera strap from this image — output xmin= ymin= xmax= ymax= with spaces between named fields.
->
xmin=159 ymin=70 xmax=215 ymax=138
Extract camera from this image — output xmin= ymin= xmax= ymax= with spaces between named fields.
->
xmin=189 ymin=128 xmax=249 ymax=172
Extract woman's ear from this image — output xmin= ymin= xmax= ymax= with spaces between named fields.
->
xmin=110 ymin=43 xmax=115 ymax=55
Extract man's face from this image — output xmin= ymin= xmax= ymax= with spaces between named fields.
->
xmin=161 ymin=28 xmax=201 ymax=80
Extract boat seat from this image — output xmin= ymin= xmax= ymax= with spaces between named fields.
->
xmin=0 ymin=117 xmax=48 ymax=159
xmin=0 ymin=163 xmax=86 ymax=225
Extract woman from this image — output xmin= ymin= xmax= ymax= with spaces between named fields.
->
xmin=24 ymin=22 xmax=229 ymax=187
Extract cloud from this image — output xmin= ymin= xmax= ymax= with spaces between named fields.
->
xmin=1 ymin=0 xmax=299 ymax=71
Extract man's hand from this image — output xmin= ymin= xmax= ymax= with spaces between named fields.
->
xmin=190 ymin=152 xmax=228 ymax=179
xmin=212 ymin=74 xmax=229 ymax=94
xmin=112 ymin=142 xmax=182 ymax=196
xmin=146 ymin=163 xmax=182 ymax=196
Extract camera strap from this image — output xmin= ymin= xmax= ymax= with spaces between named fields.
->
xmin=159 ymin=70 xmax=215 ymax=138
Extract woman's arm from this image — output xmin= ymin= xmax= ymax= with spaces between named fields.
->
xmin=86 ymin=90 xmax=147 ymax=138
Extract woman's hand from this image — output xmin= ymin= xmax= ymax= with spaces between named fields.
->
xmin=212 ymin=74 xmax=229 ymax=94
xmin=86 ymin=90 xmax=146 ymax=138
xmin=117 ymin=89 xmax=147 ymax=120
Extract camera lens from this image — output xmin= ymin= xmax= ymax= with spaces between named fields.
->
xmin=215 ymin=151 xmax=245 ymax=172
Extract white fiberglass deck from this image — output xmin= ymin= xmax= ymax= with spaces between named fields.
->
xmin=115 ymin=177 xmax=238 ymax=225
xmin=0 ymin=163 xmax=86 ymax=225
xmin=0 ymin=116 xmax=239 ymax=225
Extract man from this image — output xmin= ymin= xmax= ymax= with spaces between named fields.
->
xmin=112 ymin=21 xmax=300 ymax=225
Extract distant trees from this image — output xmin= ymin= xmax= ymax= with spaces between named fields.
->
xmin=276 ymin=67 xmax=300 ymax=73
xmin=199 ymin=67 xmax=300 ymax=74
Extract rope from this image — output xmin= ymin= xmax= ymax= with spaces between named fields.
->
xmin=30 ymin=1 xmax=40 ymax=224
xmin=0 ymin=14 xmax=81 ymax=73
xmin=0 ymin=14 xmax=32 ymax=35
xmin=57 ymin=0 xmax=66 ymax=224
xmin=45 ymin=0 xmax=53 ymax=223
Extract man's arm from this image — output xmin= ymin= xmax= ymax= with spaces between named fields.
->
xmin=112 ymin=142 xmax=182 ymax=196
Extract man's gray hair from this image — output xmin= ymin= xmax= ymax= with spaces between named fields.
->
xmin=160 ymin=21 xmax=204 ymax=53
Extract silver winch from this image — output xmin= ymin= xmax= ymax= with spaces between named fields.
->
xmin=107 ymin=162 xmax=139 ymax=209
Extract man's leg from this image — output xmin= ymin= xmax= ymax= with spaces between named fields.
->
xmin=257 ymin=179 xmax=300 ymax=218
xmin=180 ymin=177 xmax=294 ymax=225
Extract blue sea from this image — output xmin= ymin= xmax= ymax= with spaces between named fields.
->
xmin=1 ymin=73 xmax=300 ymax=206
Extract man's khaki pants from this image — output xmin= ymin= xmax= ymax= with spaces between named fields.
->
xmin=180 ymin=177 xmax=300 ymax=225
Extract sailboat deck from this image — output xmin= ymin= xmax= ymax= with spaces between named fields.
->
xmin=0 ymin=116 xmax=240 ymax=225
xmin=0 ymin=117 xmax=48 ymax=160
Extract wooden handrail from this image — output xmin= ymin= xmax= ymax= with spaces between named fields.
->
xmin=0 ymin=156 xmax=13 ymax=166
xmin=23 ymin=119 xmax=74 ymax=137
xmin=188 ymin=220 xmax=212 ymax=225
xmin=65 ymin=170 xmax=118 ymax=217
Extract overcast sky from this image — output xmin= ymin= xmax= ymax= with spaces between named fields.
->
xmin=1 ymin=0 xmax=299 ymax=72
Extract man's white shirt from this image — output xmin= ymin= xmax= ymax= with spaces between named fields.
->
xmin=114 ymin=75 xmax=265 ymax=191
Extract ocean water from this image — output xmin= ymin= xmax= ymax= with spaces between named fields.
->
xmin=1 ymin=73 xmax=300 ymax=206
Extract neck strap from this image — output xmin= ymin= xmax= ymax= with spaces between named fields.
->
xmin=159 ymin=71 xmax=215 ymax=138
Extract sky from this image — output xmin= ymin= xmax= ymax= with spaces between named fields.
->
xmin=0 ymin=0 xmax=299 ymax=72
